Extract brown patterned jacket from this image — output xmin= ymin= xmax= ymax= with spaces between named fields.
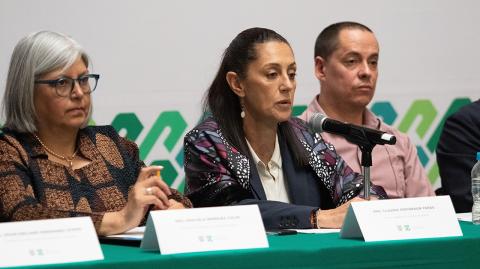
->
xmin=0 ymin=125 xmax=190 ymax=231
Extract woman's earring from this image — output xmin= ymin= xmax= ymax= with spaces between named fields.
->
xmin=240 ymin=100 xmax=245 ymax=118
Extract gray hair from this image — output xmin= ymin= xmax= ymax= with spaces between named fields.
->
xmin=2 ymin=31 xmax=90 ymax=133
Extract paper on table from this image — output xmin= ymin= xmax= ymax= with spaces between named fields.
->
xmin=105 ymin=226 xmax=145 ymax=240
xmin=107 ymin=226 xmax=338 ymax=239
xmin=456 ymin=213 xmax=472 ymax=222
xmin=294 ymin=228 xmax=340 ymax=234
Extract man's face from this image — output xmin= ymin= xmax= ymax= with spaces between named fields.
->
xmin=317 ymin=28 xmax=379 ymax=110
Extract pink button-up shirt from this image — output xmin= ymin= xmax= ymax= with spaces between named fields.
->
xmin=299 ymin=95 xmax=434 ymax=198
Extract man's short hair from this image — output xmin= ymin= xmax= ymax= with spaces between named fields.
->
xmin=314 ymin=21 xmax=373 ymax=60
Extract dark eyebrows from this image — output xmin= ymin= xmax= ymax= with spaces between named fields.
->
xmin=343 ymin=51 xmax=379 ymax=60
xmin=263 ymin=62 xmax=296 ymax=69
xmin=343 ymin=51 xmax=361 ymax=58
xmin=263 ymin=63 xmax=281 ymax=69
xmin=368 ymin=53 xmax=379 ymax=60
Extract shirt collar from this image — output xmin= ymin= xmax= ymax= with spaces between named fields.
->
xmin=362 ymin=108 xmax=382 ymax=129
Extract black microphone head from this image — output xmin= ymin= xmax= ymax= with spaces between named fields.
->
xmin=308 ymin=113 xmax=327 ymax=132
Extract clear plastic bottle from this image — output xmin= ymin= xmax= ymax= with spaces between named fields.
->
xmin=472 ymin=152 xmax=480 ymax=224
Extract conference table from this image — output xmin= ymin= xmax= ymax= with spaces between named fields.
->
xmin=15 ymin=221 xmax=480 ymax=269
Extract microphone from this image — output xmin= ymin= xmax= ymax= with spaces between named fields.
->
xmin=308 ymin=113 xmax=396 ymax=146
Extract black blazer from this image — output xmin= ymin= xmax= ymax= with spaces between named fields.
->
xmin=437 ymin=99 xmax=480 ymax=212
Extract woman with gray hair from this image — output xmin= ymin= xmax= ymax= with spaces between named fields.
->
xmin=0 ymin=31 xmax=191 ymax=235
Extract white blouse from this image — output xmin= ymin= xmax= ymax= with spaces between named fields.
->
xmin=246 ymin=135 xmax=291 ymax=203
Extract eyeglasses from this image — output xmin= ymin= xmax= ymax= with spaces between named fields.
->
xmin=34 ymin=74 xmax=100 ymax=97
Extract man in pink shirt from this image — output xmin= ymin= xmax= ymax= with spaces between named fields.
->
xmin=299 ymin=21 xmax=434 ymax=198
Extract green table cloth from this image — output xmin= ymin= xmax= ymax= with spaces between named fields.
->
xmin=12 ymin=221 xmax=480 ymax=269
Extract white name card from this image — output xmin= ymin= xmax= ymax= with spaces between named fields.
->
xmin=340 ymin=196 xmax=462 ymax=242
xmin=0 ymin=217 xmax=103 ymax=267
xmin=140 ymin=205 xmax=269 ymax=254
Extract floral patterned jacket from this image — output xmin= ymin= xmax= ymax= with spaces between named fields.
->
xmin=184 ymin=117 xmax=387 ymax=229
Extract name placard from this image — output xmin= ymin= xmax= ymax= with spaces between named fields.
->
xmin=141 ymin=205 xmax=268 ymax=254
xmin=340 ymin=196 xmax=462 ymax=242
xmin=0 ymin=217 xmax=103 ymax=267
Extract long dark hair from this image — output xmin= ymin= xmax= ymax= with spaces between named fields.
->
xmin=204 ymin=27 xmax=308 ymax=167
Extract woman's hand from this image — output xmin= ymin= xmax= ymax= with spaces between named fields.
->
xmin=166 ymin=199 xmax=186 ymax=210
xmin=99 ymin=166 xmax=172 ymax=235
xmin=121 ymin=166 xmax=172 ymax=228
xmin=316 ymin=197 xmax=365 ymax=229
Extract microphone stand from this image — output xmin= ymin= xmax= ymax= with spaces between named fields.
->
xmin=358 ymin=143 xmax=374 ymax=200
xmin=312 ymin=113 xmax=397 ymax=199
xmin=344 ymin=128 xmax=378 ymax=200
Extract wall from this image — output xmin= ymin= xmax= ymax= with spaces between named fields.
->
xmin=1 ymin=0 xmax=478 ymax=190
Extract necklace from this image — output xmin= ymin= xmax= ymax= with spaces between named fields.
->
xmin=33 ymin=133 xmax=79 ymax=169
